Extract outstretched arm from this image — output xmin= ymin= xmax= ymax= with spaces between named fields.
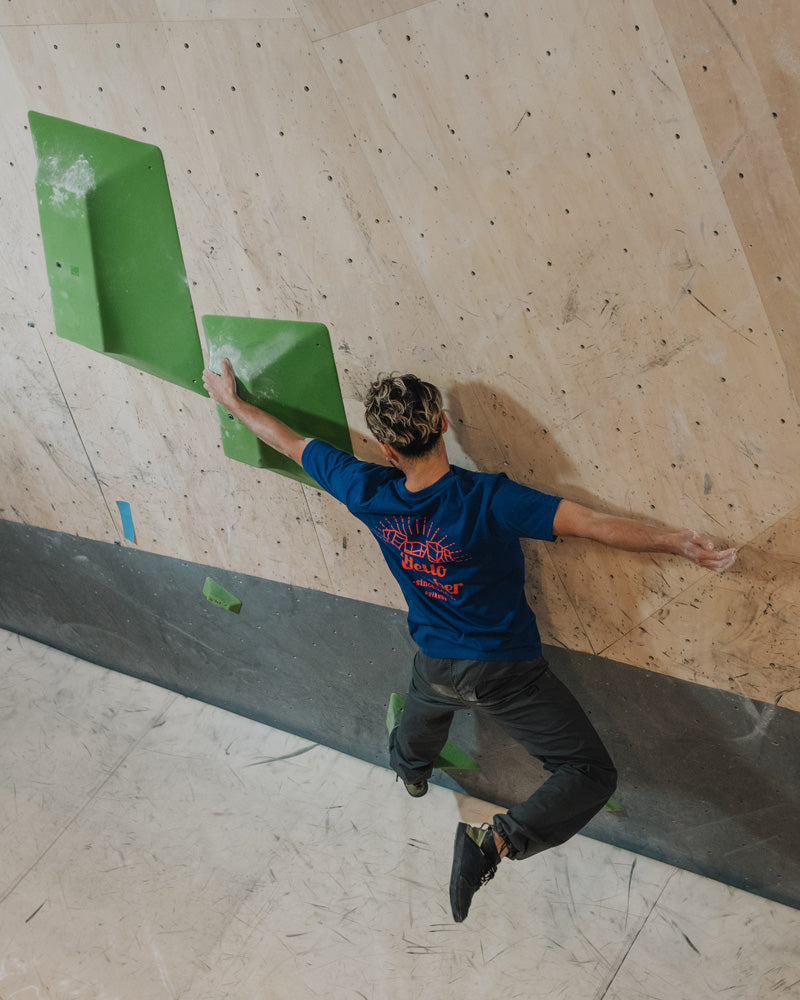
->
xmin=552 ymin=499 xmax=737 ymax=573
xmin=202 ymin=359 xmax=312 ymax=466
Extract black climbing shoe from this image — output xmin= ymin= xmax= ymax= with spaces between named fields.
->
xmin=449 ymin=822 xmax=502 ymax=922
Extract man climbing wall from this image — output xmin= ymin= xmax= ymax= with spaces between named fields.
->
xmin=203 ymin=361 xmax=737 ymax=922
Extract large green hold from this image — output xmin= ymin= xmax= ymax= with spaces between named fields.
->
xmin=29 ymin=111 xmax=204 ymax=394
xmin=202 ymin=315 xmax=353 ymax=485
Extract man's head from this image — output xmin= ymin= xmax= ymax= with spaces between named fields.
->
xmin=364 ymin=373 xmax=445 ymax=459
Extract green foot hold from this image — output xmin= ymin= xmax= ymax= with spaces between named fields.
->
xmin=386 ymin=693 xmax=478 ymax=771
xmin=203 ymin=576 xmax=242 ymax=614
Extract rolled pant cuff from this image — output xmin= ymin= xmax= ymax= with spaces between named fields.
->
xmin=393 ymin=764 xmax=434 ymax=783
xmin=492 ymin=813 xmax=550 ymax=861
xmin=388 ymin=741 xmax=434 ymax=784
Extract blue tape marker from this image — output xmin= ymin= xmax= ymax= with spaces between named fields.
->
xmin=116 ymin=500 xmax=136 ymax=543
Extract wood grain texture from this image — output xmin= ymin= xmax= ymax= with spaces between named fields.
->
xmin=653 ymin=0 xmax=800 ymax=405
xmin=606 ymin=509 xmax=800 ymax=711
xmin=294 ymin=0 xmax=434 ymax=40
xmin=0 ymin=1 xmax=160 ymax=25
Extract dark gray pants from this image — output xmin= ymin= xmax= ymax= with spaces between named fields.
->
xmin=389 ymin=652 xmax=617 ymax=860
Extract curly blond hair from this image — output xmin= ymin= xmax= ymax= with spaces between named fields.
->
xmin=364 ymin=373 xmax=444 ymax=457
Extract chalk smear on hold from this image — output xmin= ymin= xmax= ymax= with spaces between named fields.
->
xmin=208 ymin=342 xmax=279 ymax=397
xmin=39 ymin=154 xmax=96 ymax=213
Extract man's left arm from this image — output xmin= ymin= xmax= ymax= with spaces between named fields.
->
xmin=552 ymin=499 xmax=737 ymax=573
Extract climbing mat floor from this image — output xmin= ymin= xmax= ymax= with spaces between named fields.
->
xmin=0 ymin=627 xmax=798 ymax=1000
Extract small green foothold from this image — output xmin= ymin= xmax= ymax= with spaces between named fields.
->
xmin=203 ymin=576 xmax=242 ymax=614
xmin=385 ymin=693 xmax=478 ymax=771
xmin=602 ymin=796 xmax=625 ymax=814
xmin=386 ymin=692 xmax=405 ymax=733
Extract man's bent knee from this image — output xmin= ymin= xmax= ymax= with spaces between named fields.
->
xmin=595 ymin=761 xmax=618 ymax=799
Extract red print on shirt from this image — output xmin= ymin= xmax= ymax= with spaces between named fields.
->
xmin=377 ymin=517 xmax=467 ymax=601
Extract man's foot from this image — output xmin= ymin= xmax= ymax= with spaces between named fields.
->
xmin=403 ymin=778 xmax=428 ymax=798
xmin=449 ymin=822 xmax=504 ymax=922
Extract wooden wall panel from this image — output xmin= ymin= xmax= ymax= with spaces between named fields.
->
xmin=607 ymin=509 xmax=800 ymax=711
xmin=0 ymin=1 xmax=159 ymax=25
xmin=653 ymin=0 xmax=800 ymax=405
xmin=0 ymin=20 xmax=336 ymax=593
xmin=0 ymin=33 xmax=112 ymax=540
xmin=0 ymin=1 xmax=798 ymax=708
xmin=0 ymin=317 xmax=107 ymax=537
xmin=314 ymin=0 xmax=800 ymax=664
xmin=294 ymin=1 xmax=433 ymax=40
xmin=156 ymin=1 xmax=293 ymax=20
xmin=159 ymin=15 xmax=457 ymax=605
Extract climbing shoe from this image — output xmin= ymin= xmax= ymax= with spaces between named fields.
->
xmin=449 ymin=822 xmax=503 ymax=922
xmin=401 ymin=777 xmax=428 ymax=798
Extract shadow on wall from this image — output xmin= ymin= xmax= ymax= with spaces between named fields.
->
xmin=446 ymin=379 xmax=579 ymax=496
xmin=445 ymin=378 xmax=584 ymax=649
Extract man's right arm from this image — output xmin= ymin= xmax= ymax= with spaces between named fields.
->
xmin=202 ymin=359 xmax=312 ymax=466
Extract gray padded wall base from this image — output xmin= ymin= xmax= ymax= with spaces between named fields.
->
xmin=1 ymin=518 xmax=798 ymax=910
xmin=0 ymin=519 xmax=415 ymax=761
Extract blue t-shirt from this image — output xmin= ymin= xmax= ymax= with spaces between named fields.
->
xmin=302 ymin=439 xmax=561 ymax=661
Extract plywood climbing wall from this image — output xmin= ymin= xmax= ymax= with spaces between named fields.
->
xmin=1 ymin=0 xmax=799 ymax=715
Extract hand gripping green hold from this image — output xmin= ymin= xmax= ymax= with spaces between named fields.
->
xmin=202 ymin=314 xmax=353 ymax=485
